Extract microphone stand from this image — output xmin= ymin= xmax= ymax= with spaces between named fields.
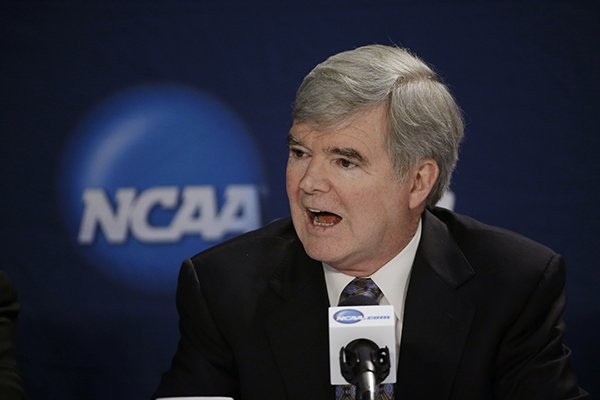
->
xmin=339 ymin=339 xmax=391 ymax=400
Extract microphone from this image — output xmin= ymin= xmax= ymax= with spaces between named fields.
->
xmin=329 ymin=297 xmax=396 ymax=400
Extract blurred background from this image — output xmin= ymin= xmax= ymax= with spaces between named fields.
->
xmin=1 ymin=1 xmax=598 ymax=398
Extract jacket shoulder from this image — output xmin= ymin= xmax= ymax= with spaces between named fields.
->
xmin=186 ymin=218 xmax=299 ymax=276
xmin=428 ymin=207 xmax=561 ymax=274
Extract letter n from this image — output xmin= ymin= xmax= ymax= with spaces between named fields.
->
xmin=78 ymin=188 xmax=136 ymax=244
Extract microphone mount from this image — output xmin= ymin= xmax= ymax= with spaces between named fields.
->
xmin=339 ymin=339 xmax=391 ymax=400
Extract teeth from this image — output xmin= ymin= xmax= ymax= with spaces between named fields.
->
xmin=313 ymin=218 xmax=335 ymax=227
xmin=312 ymin=213 xmax=335 ymax=227
xmin=306 ymin=208 xmax=337 ymax=227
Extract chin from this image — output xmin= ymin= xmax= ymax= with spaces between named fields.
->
xmin=302 ymin=242 xmax=341 ymax=264
xmin=302 ymin=243 xmax=326 ymax=260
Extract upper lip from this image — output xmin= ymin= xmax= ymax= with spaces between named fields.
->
xmin=305 ymin=205 xmax=327 ymax=213
xmin=304 ymin=206 xmax=341 ymax=217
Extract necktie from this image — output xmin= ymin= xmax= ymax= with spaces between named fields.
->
xmin=338 ymin=277 xmax=383 ymax=306
xmin=336 ymin=278 xmax=394 ymax=400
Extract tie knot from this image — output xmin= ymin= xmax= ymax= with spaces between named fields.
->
xmin=338 ymin=277 xmax=383 ymax=306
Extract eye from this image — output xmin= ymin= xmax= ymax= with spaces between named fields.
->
xmin=337 ymin=158 xmax=357 ymax=169
xmin=289 ymin=147 xmax=307 ymax=159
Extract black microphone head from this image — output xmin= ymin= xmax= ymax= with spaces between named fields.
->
xmin=338 ymin=295 xmax=379 ymax=307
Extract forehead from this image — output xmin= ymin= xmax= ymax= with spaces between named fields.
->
xmin=289 ymin=105 xmax=389 ymax=149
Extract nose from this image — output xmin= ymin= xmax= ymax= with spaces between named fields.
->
xmin=298 ymin=158 xmax=330 ymax=194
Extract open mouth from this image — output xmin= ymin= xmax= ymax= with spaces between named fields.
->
xmin=306 ymin=208 xmax=342 ymax=227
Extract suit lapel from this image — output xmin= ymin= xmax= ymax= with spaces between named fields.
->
xmin=396 ymin=209 xmax=476 ymax=400
xmin=263 ymin=236 xmax=335 ymax=400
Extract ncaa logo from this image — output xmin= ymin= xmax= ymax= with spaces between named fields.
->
xmin=58 ymin=85 xmax=266 ymax=292
xmin=334 ymin=309 xmax=365 ymax=324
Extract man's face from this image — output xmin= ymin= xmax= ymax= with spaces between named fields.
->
xmin=286 ymin=105 xmax=421 ymax=276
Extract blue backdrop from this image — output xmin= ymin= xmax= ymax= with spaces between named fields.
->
xmin=1 ymin=1 xmax=598 ymax=398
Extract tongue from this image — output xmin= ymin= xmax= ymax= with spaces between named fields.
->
xmin=315 ymin=212 xmax=341 ymax=225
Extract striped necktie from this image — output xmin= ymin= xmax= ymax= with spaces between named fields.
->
xmin=338 ymin=277 xmax=383 ymax=306
xmin=336 ymin=277 xmax=394 ymax=400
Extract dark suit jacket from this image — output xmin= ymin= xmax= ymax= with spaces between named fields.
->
xmin=0 ymin=271 xmax=24 ymax=400
xmin=155 ymin=207 xmax=587 ymax=399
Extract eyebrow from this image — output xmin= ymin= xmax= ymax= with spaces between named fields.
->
xmin=327 ymin=146 xmax=368 ymax=165
xmin=287 ymin=134 xmax=302 ymax=147
xmin=287 ymin=134 xmax=369 ymax=166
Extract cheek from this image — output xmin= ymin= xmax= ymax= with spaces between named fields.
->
xmin=285 ymin=159 xmax=304 ymax=183
xmin=343 ymin=188 xmax=383 ymax=221
xmin=345 ymin=184 xmax=405 ymax=222
xmin=285 ymin=166 xmax=298 ymax=194
xmin=352 ymin=182 xmax=389 ymax=204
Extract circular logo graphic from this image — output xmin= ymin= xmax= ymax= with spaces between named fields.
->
xmin=59 ymin=84 xmax=266 ymax=293
xmin=334 ymin=309 xmax=365 ymax=324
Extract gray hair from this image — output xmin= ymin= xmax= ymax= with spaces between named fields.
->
xmin=293 ymin=44 xmax=464 ymax=206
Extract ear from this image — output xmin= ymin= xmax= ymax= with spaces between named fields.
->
xmin=408 ymin=159 xmax=439 ymax=210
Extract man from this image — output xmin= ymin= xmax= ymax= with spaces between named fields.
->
xmin=155 ymin=45 xmax=587 ymax=399
xmin=0 ymin=271 xmax=25 ymax=400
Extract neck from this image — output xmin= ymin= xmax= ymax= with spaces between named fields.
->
xmin=332 ymin=214 xmax=421 ymax=277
